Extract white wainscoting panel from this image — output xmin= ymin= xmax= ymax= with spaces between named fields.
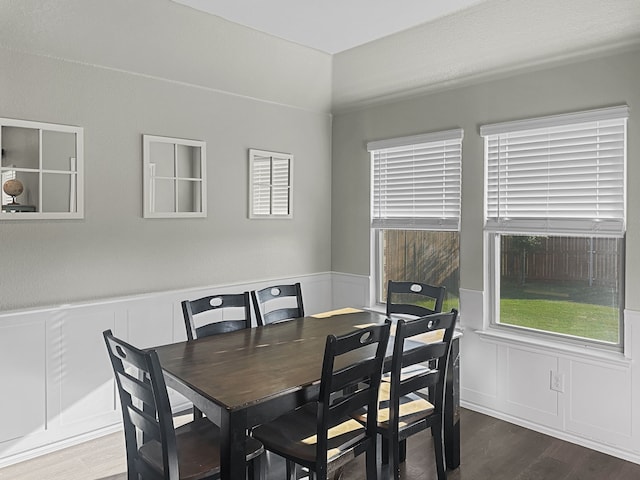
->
xmin=567 ymin=358 xmax=632 ymax=446
xmin=459 ymin=331 xmax=499 ymax=407
xmin=504 ymin=347 xmax=560 ymax=423
xmin=331 ymin=272 xmax=369 ymax=310
xmin=0 ymin=316 xmax=47 ymax=444
xmin=58 ymin=311 xmax=117 ymax=427
xmin=126 ymin=302 xmax=175 ymax=348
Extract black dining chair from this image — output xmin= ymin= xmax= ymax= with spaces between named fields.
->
xmin=103 ymin=329 xmax=265 ymax=480
xmin=251 ymin=282 xmax=304 ymax=326
xmin=386 ymin=280 xmax=446 ymax=318
xmin=182 ymin=291 xmax=252 ymax=419
xmin=252 ymin=321 xmax=391 ymax=480
xmin=353 ymin=310 xmax=458 ymax=480
xmin=182 ymin=291 xmax=252 ymax=341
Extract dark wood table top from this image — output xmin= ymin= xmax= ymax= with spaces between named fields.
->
xmin=154 ymin=309 xmax=386 ymax=412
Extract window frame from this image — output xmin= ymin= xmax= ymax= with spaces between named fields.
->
xmin=482 ymin=106 xmax=628 ymax=350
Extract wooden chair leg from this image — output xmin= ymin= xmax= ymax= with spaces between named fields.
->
xmin=390 ymin=433 xmax=402 ymax=480
xmin=399 ymin=439 xmax=407 ymax=462
xmin=433 ymin=424 xmax=447 ymax=480
xmin=381 ymin=437 xmax=390 ymax=465
xmin=365 ymin=444 xmax=377 ymax=480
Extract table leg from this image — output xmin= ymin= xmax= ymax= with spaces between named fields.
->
xmin=444 ymin=337 xmax=460 ymax=469
xmin=220 ymin=409 xmax=249 ymax=480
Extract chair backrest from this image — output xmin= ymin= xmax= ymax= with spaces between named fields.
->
xmin=251 ymin=283 xmax=304 ymax=326
xmin=316 ymin=321 xmax=391 ymax=473
xmin=103 ymin=329 xmax=179 ymax=480
xmin=388 ymin=310 xmax=458 ymax=429
xmin=182 ymin=291 xmax=251 ymax=340
xmin=386 ymin=280 xmax=446 ymax=318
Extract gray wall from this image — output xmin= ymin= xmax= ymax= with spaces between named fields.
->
xmin=0 ymin=2 xmax=333 ymax=310
xmin=331 ymin=48 xmax=640 ymax=308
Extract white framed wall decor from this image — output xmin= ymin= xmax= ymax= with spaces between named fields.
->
xmin=0 ymin=117 xmax=84 ymax=220
xmin=143 ymin=135 xmax=207 ymax=218
xmin=248 ymin=148 xmax=293 ymax=219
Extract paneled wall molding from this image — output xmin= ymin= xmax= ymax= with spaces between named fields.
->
xmin=0 ymin=273 xmax=334 ymax=468
xmin=461 ymin=301 xmax=640 ymax=465
xmin=2 ymin=276 xmax=639 ymax=468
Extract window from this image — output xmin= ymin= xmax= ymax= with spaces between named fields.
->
xmin=249 ymin=149 xmax=293 ymax=218
xmin=482 ymin=105 xmax=628 ymax=346
xmin=368 ymin=129 xmax=463 ymax=308
xmin=143 ymin=135 xmax=206 ymax=218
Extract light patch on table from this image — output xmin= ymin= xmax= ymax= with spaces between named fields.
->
xmin=311 ymin=308 xmax=363 ymax=318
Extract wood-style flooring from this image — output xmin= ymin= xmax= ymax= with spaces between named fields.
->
xmin=1 ymin=408 xmax=639 ymax=480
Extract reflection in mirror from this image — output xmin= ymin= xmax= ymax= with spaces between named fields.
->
xmin=0 ymin=118 xmax=83 ymax=219
xmin=143 ymin=135 xmax=206 ymax=218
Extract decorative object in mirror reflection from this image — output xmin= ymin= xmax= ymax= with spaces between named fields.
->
xmin=3 ymin=178 xmax=23 ymax=205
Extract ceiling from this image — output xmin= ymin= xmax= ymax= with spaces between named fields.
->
xmin=171 ymin=0 xmax=489 ymax=54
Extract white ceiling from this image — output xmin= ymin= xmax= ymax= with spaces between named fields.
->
xmin=171 ymin=0 xmax=489 ymax=54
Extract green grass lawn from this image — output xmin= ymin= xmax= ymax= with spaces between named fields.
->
xmin=500 ymin=280 xmax=620 ymax=343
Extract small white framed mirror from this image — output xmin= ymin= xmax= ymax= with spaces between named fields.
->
xmin=248 ymin=148 xmax=293 ymax=219
xmin=143 ymin=135 xmax=206 ymax=218
xmin=0 ymin=117 xmax=84 ymax=220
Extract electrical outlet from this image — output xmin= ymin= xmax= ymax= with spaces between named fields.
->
xmin=550 ymin=371 xmax=565 ymax=392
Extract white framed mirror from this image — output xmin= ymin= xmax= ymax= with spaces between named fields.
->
xmin=248 ymin=149 xmax=293 ymax=219
xmin=143 ymin=135 xmax=207 ymax=218
xmin=0 ymin=117 xmax=84 ymax=220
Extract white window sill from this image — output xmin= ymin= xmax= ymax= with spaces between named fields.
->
xmin=475 ymin=328 xmax=630 ymax=366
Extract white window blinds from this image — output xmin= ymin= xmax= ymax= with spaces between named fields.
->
xmin=249 ymin=149 xmax=292 ymax=218
xmin=481 ymin=106 xmax=628 ymax=237
xmin=368 ymin=129 xmax=463 ymax=231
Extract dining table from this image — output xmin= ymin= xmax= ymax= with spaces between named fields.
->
xmin=153 ymin=308 xmax=460 ymax=480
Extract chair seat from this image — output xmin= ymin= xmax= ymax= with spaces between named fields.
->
xmin=354 ymin=382 xmax=435 ymax=430
xmin=252 ymin=403 xmax=367 ymax=466
xmin=139 ymin=417 xmax=264 ymax=480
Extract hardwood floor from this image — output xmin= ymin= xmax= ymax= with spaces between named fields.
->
xmin=1 ymin=409 xmax=639 ymax=480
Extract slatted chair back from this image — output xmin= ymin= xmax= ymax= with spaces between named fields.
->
xmin=103 ymin=329 xmax=179 ymax=480
xmin=182 ymin=291 xmax=252 ymax=340
xmin=386 ymin=280 xmax=446 ymax=318
xmin=251 ymin=282 xmax=304 ymax=326
xmin=386 ymin=309 xmax=458 ymax=479
xmin=315 ymin=321 xmax=391 ymax=478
